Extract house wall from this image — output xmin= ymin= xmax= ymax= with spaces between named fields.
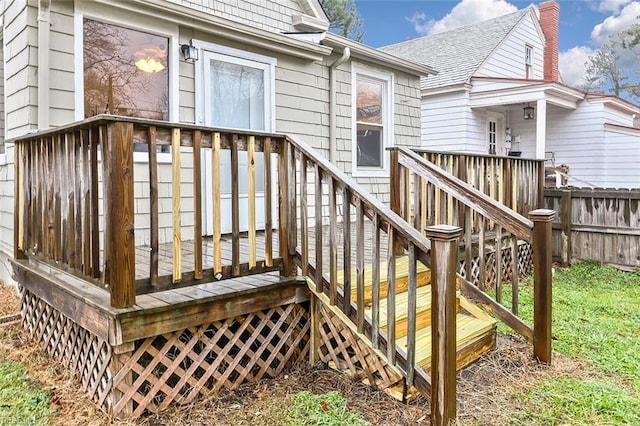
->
xmin=0 ymin=149 xmax=14 ymax=284
xmin=544 ymin=102 xmax=606 ymax=186
xmin=3 ymin=0 xmax=38 ymax=138
xmin=420 ymin=90 xmax=479 ymax=152
xmin=166 ymin=0 xmax=306 ymax=33
xmin=604 ymin=126 xmax=640 ymax=188
xmin=476 ymin=13 xmax=544 ymax=80
xmin=0 ymin=0 xmax=424 ymax=258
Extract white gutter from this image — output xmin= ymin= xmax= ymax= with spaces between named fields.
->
xmin=329 ymin=47 xmax=350 ymax=163
xmin=38 ymin=0 xmax=51 ymax=129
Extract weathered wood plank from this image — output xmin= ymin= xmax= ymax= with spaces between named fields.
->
xmin=248 ymin=135 xmax=257 ymax=270
xmin=231 ymin=135 xmax=240 ymax=276
xmin=212 ymin=132 xmax=222 ymax=274
xmin=106 ymin=122 xmax=136 ymax=308
xmin=264 ymin=137 xmax=273 ymax=267
xmin=172 ymin=128 xmax=182 ymax=283
xmin=148 ymin=126 xmax=159 ymax=286
xmin=192 ymin=130 xmax=203 ymax=279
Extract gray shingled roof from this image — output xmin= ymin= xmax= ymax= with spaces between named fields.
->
xmin=380 ymin=8 xmax=530 ymax=90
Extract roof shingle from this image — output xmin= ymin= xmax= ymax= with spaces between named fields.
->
xmin=380 ymin=8 xmax=530 ymax=90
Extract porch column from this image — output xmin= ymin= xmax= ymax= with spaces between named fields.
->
xmin=535 ymin=99 xmax=547 ymax=160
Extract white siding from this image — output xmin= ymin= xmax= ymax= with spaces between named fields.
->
xmin=3 ymin=0 xmax=38 ymax=138
xmin=0 ymin=149 xmax=14 ymax=284
xmin=166 ymin=0 xmax=306 ymax=33
xmin=604 ymin=127 xmax=640 ymax=188
xmin=476 ymin=14 xmax=544 ymax=80
xmin=545 ymin=102 xmax=606 ymax=186
xmin=48 ymin=1 xmax=75 ymax=127
xmin=421 ymin=92 xmax=469 ymax=151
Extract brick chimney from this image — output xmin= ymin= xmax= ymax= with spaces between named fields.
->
xmin=539 ymin=0 xmax=560 ymax=82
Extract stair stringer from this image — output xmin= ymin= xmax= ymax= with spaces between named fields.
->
xmin=308 ymin=280 xmax=406 ymax=392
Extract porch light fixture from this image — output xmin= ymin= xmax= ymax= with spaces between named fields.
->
xmin=523 ymin=103 xmax=534 ymax=120
xmin=180 ymin=42 xmax=199 ymax=62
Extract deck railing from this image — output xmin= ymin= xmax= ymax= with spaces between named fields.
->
xmin=391 ymin=146 xmax=554 ymax=356
xmin=13 ymin=115 xmax=284 ymax=307
xmin=415 ymin=149 xmax=545 ymax=219
xmin=13 ymin=117 xmax=554 ymax=425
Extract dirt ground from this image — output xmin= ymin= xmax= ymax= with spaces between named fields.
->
xmin=0 ymin=282 xmax=577 ymax=425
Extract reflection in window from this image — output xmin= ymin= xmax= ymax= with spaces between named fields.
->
xmin=356 ymin=79 xmax=383 ymax=168
xmin=83 ymin=19 xmax=169 ymax=121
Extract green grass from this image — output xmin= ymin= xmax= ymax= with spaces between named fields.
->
xmin=286 ymin=391 xmax=369 ymax=426
xmin=512 ymin=376 xmax=640 ymax=425
xmin=0 ymin=361 xmax=54 ymax=425
xmin=497 ymin=262 xmax=640 ymax=424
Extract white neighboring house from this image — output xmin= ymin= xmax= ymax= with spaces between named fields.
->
xmin=381 ymin=0 xmax=640 ymax=189
xmin=0 ymin=0 xmax=435 ymax=284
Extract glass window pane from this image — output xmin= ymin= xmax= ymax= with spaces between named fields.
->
xmin=357 ymin=124 xmax=382 ymax=167
xmin=356 ymin=80 xmax=382 ymax=125
xmin=211 ymin=60 xmax=265 ymax=131
xmin=83 ymin=19 xmax=169 ymax=121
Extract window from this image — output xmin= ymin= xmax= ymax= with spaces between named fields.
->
xmin=353 ymin=68 xmax=393 ymax=176
xmin=83 ymin=19 xmax=169 ymax=120
xmin=525 ymin=45 xmax=533 ymax=79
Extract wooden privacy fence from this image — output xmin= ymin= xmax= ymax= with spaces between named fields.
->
xmin=415 ymin=149 xmax=545 ymax=220
xmin=13 ymin=115 xmax=285 ymax=308
xmin=545 ymin=187 xmax=640 ymax=270
xmin=390 ymin=147 xmax=553 ymax=357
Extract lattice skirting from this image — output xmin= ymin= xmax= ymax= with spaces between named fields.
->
xmin=316 ymin=302 xmax=402 ymax=391
xmin=459 ymin=242 xmax=533 ymax=289
xmin=20 ymin=287 xmax=310 ymax=419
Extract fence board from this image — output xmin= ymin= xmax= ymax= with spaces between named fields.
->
xmin=545 ymin=188 xmax=640 ymax=270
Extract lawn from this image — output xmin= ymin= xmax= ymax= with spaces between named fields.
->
xmin=496 ymin=262 xmax=640 ymax=425
xmin=1 ymin=262 xmax=639 ymax=425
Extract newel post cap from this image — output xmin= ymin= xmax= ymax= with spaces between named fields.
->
xmin=425 ymin=225 xmax=462 ymax=241
xmin=528 ymin=209 xmax=556 ymax=222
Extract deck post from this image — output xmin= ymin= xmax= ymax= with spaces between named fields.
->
xmin=529 ymin=209 xmax=555 ymax=363
xmin=425 ymin=224 xmax=462 ymax=426
xmin=278 ymin=138 xmax=295 ymax=276
xmin=104 ymin=122 xmax=136 ymax=308
xmin=389 ymin=149 xmax=403 ymax=255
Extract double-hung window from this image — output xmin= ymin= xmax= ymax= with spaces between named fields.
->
xmin=352 ymin=67 xmax=393 ymax=177
xmin=525 ymin=45 xmax=533 ymax=79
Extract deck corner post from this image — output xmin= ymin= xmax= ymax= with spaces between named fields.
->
xmin=105 ymin=122 xmax=136 ymax=308
xmin=537 ymin=161 xmax=545 ymax=209
xmin=529 ymin=208 xmax=555 ymax=364
xmin=425 ymin=224 xmax=462 ymax=426
xmin=278 ymin=138 xmax=295 ymax=277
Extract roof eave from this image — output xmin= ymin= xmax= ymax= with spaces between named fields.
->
xmin=323 ymin=33 xmax=437 ymax=77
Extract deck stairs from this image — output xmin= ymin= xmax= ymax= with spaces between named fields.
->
xmin=328 ymin=255 xmax=497 ymax=398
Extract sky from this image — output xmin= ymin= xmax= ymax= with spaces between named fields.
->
xmin=355 ymin=0 xmax=640 ymax=87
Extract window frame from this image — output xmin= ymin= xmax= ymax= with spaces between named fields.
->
xmin=193 ymin=40 xmax=276 ymax=132
xmin=351 ymin=65 xmax=394 ymax=178
xmin=74 ymin=2 xmax=179 ymax=163
xmin=525 ymin=44 xmax=533 ymax=79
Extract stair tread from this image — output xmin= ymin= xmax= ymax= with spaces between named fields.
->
xmin=395 ymin=312 xmax=497 ymax=367
xmin=337 ymin=255 xmax=431 ymax=293
xmin=364 ymin=285 xmax=462 ymax=327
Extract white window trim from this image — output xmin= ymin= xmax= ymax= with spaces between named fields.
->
xmin=487 ymin=111 xmax=505 ymax=156
xmin=351 ymin=65 xmax=394 ymax=178
xmin=193 ymin=40 xmax=277 ymax=132
xmin=73 ymin=1 xmax=179 ymax=164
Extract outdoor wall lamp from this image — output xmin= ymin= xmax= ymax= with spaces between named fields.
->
xmin=180 ymin=42 xmax=199 ymax=62
xmin=523 ymin=103 xmax=535 ymax=120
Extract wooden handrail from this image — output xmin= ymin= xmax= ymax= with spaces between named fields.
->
xmin=394 ymin=146 xmax=534 ymax=241
xmin=413 ymin=147 xmax=542 ymax=162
